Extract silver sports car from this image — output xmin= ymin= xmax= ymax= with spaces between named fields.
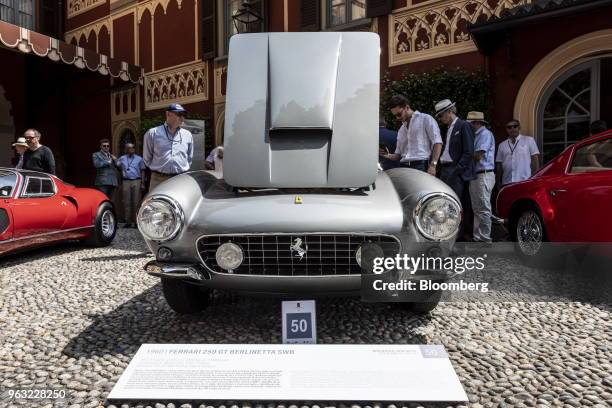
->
xmin=137 ymin=33 xmax=461 ymax=314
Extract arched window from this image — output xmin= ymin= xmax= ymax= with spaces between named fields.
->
xmin=539 ymin=60 xmax=600 ymax=163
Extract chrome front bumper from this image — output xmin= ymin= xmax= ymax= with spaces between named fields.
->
xmin=145 ymin=261 xmax=452 ymax=296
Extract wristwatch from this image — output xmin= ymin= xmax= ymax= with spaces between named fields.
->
xmin=430 ymin=161 xmax=438 ymax=166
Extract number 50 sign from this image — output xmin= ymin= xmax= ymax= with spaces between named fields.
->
xmin=282 ymin=300 xmax=316 ymax=344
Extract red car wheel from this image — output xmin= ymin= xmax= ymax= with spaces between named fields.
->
xmin=85 ymin=202 xmax=117 ymax=247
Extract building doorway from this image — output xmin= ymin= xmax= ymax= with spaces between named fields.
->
xmin=0 ymin=85 xmax=15 ymax=167
xmin=118 ymin=128 xmax=136 ymax=154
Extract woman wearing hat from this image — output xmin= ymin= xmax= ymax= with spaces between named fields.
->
xmin=11 ymin=137 xmax=28 ymax=169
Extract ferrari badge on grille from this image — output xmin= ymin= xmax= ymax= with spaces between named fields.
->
xmin=290 ymin=237 xmax=307 ymax=260
xmin=294 ymin=195 xmax=303 ymax=204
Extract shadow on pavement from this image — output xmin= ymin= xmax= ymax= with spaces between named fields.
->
xmin=63 ymin=285 xmax=430 ymax=360
xmin=79 ymin=253 xmax=151 ymax=262
xmin=0 ymin=241 xmax=84 ymax=267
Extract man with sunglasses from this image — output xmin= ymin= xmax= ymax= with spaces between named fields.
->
xmin=22 ymin=128 xmax=55 ymax=175
xmin=495 ymin=119 xmax=540 ymax=186
xmin=384 ymin=95 xmax=442 ymax=175
xmin=92 ymin=138 xmax=118 ymax=198
xmin=143 ymin=103 xmax=194 ymax=190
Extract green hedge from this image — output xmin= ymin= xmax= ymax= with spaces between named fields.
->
xmin=382 ymin=66 xmax=491 ymax=130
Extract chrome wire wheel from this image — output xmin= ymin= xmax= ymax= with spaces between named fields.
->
xmin=101 ymin=210 xmax=115 ymax=239
xmin=517 ymin=210 xmax=543 ymax=256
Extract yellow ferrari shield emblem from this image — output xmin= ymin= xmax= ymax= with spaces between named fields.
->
xmin=294 ymin=195 xmax=303 ymax=204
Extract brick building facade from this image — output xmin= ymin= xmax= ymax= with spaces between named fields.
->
xmin=1 ymin=0 xmax=612 ymax=183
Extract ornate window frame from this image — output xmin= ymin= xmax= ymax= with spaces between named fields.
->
xmin=144 ymin=60 xmax=209 ymax=111
xmin=67 ymin=0 xmax=105 ymax=19
xmin=388 ymin=0 xmax=531 ymax=66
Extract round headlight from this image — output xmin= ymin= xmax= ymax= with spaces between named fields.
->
xmin=216 ymin=242 xmax=244 ymax=271
xmin=137 ymin=196 xmax=183 ymax=241
xmin=414 ymin=194 xmax=461 ymax=241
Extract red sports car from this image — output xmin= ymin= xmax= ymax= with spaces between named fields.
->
xmin=497 ymin=131 xmax=612 ymax=261
xmin=0 ymin=168 xmax=117 ymax=256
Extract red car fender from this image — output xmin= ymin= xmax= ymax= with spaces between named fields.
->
xmin=52 ymin=178 xmax=109 ymax=227
xmin=0 ymin=201 xmax=13 ymax=240
xmin=497 ymin=177 xmax=562 ymax=241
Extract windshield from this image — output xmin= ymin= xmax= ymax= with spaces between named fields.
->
xmin=0 ymin=170 xmax=17 ymax=197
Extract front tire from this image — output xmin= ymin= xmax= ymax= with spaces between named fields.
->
xmin=161 ymin=278 xmax=211 ymax=314
xmin=393 ymin=289 xmax=442 ymax=314
xmin=409 ymin=289 xmax=442 ymax=313
xmin=85 ymin=202 xmax=116 ymax=247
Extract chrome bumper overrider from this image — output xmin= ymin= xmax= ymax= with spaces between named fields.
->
xmin=144 ymin=261 xmax=209 ymax=281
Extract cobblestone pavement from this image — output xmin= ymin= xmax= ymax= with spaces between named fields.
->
xmin=0 ymin=229 xmax=610 ymax=408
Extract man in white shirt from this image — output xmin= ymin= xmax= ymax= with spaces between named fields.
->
xmin=383 ymin=95 xmax=442 ymax=175
xmin=496 ymin=119 xmax=540 ymax=186
xmin=205 ymin=146 xmax=224 ymax=174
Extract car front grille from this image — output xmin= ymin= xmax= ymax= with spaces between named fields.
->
xmin=197 ymin=234 xmax=401 ymax=276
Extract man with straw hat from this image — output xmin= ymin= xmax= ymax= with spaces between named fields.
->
xmin=11 ymin=137 xmax=28 ymax=169
xmin=435 ymin=99 xmax=475 ymax=241
xmin=466 ymin=111 xmax=496 ymax=243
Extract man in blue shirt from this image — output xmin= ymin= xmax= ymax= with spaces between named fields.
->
xmin=143 ymin=103 xmax=194 ymax=190
xmin=116 ymin=143 xmax=145 ymax=228
xmin=378 ymin=118 xmax=398 ymax=170
xmin=467 ymin=111 xmax=496 ymax=243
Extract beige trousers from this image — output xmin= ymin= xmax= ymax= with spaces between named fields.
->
xmin=149 ymin=172 xmax=173 ymax=190
xmin=122 ymin=179 xmax=142 ymax=223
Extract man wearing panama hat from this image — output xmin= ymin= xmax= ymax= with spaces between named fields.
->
xmin=466 ymin=111 xmax=496 ymax=243
xmin=11 ymin=137 xmax=28 ymax=169
xmin=435 ymin=99 xmax=475 ymax=240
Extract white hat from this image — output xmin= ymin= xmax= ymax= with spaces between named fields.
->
xmin=434 ymin=99 xmax=456 ymax=117
xmin=12 ymin=137 xmax=28 ymax=148
xmin=466 ymin=111 xmax=488 ymax=124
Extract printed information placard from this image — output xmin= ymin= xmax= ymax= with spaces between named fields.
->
xmin=108 ymin=344 xmax=467 ymax=402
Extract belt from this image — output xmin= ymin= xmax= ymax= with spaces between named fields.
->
xmin=123 ymin=178 xmax=141 ymax=181
xmin=152 ymin=170 xmax=180 ymax=177
xmin=440 ymin=162 xmax=454 ymax=167
xmin=400 ymin=159 xmax=429 ymax=166
xmin=476 ymin=169 xmax=494 ymax=174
